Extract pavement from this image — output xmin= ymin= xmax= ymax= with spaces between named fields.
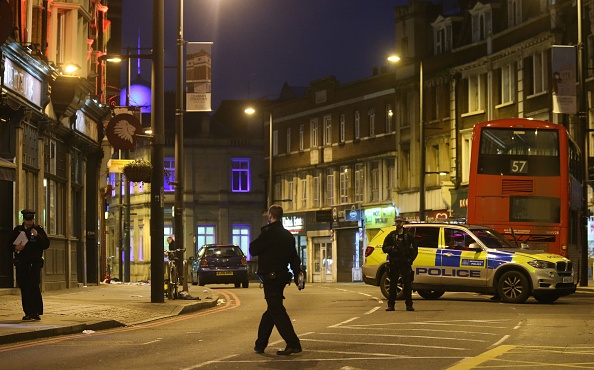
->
xmin=0 ymin=282 xmax=220 ymax=345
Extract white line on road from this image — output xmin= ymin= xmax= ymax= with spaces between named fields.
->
xmin=329 ymin=317 xmax=359 ymax=328
xmin=489 ymin=335 xmax=510 ymax=348
xmin=300 ymin=338 xmax=469 ymax=350
xmin=364 ymin=306 xmax=380 ymax=315
xmin=316 ymin=331 xmax=487 ymax=343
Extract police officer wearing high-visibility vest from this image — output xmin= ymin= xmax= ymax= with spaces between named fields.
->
xmin=382 ymin=216 xmax=418 ymax=311
xmin=7 ymin=209 xmax=50 ymax=320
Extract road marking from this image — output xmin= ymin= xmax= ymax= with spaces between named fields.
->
xmin=364 ymin=307 xmax=380 ymax=315
xmin=329 ymin=317 xmax=359 ymax=328
xmin=447 ymin=345 xmax=516 ymax=369
xmin=490 ymin=335 xmax=509 ymax=348
xmin=300 ymin=337 xmax=469 ymax=350
xmin=317 ymin=331 xmax=487 ymax=343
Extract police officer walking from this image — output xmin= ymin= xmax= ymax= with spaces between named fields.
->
xmin=6 ymin=210 xmax=50 ymax=320
xmin=249 ymin=205 xmax=303 ymax=355
xmin=382 ymin=216 xmax=418 ymax=312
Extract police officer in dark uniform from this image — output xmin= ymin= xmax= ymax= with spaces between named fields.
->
xmin=6 ymin=210 xmax=50 ymax=320
xmin=382 ymin=216 xmax=418 ymax=312
xmin=249 ymin=205 xmax=302 ymax=356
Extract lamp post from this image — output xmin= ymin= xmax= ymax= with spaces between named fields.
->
xmin=388 ymin=55 xmax=424 ymax=221
xmin=151 ymin=0 xmax=165 ymax=303
xmin=245 ymin=108 xmax=273 ymax=209
xmin=174 ymin=0 xmax=186 ymax=291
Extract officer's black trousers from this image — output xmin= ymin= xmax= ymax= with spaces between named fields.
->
xmin=387 ymin=262 xmax=413 ymax=308
xmin=255 ymin=279 xmax=301 ymax=350
xmin=16 ymin=262 xmax=44 ymax=317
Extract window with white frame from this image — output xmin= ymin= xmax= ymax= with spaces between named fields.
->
xmin=164 ymin=157 xmax=175 ymax=192
xmin=532 ymin=51 xmax=548 ymax=95
xmin=387 ymin=158 xmax=396 ymax=191
xmin=285 ymin=174 xmax=294 ymax=211
xmin=196 ymin=225 xmax=216 ymax=248
xmin=370 ymin=161 xmax=379 ymax=201
xmin=312 ymin=172 xmax=321 ymax=207
xmin=354 ymin=163 xmax=364 ymax=202
xmin=232 ymin=225 xmax=251 ymax=259
xmin=508 ymin=0 xmax=522 ymax=27
xmin=468 ymin=73 xmax=486 ymax=112
xmin=368 ymin=108 xmax=375 ymax=136
xmin=299 ymin=124 xmax=304 ymax=150
xmin=324 ymin=115 xmax=332 ymax=145
xmin=354 ymin=111 xmax=360 ymax=139
xmin=273 ymin=130 xmax=279 ymax=156
xmin=500 ymin=63 xmax=515 ymax=104
xmin=339 ymin=165 xmax=350 ymax=204
xmin=286 ymin=128 xmax=291 ymax=154
xmin=326 ymin=168 xmax=335 ymax=206
xmin=461 ymin=135 xmax=472 ymax=183
xmin=470 ymin=3 xmax=492 ymax=42
xmin=138 ymin=222 xmax=144 ymax=261
xmin=231 ymin=158 xmax=250 ymax=192
xmin=432 ymin=20 xmax=452 ymax=55
xmin=44 ymin=137 xmax=66 ymax=235
xmin=402 ymin=148 xmax=411 ymax=189
xmin=339 ymin=114 xmax=346 ymax=143
xmin=386 ymin=105 xmax=393 ymax=133
xmin=431 ymin=145 xmax=440 ymax=172
xmin=311 ymin=119 xmax=319 ymax=147
xmin=130 ymin=228 xmax=135 ymax=261
xmin=300 ymin=173 xmax=307 ymax=209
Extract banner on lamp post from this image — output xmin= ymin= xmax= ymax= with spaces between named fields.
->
xmin=185 ymin=42 xmax=213 ymax=112
xmin=551 ymin=45 xmax=577 ymax=114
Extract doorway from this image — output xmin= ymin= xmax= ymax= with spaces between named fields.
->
xmin=312 ymin=237 xmax=333 ymax=283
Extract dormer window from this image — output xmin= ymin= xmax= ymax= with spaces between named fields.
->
xmin=469 ymin=2 xmax=493 ymax=43
xmin=508 ymin=0 xmax=522 ymax=27
xmin=432 ymin=16 xmax=453 ymax=55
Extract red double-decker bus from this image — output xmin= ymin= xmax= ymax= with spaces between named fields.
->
xmin=467 ymin=118 xmax=583 ymax=273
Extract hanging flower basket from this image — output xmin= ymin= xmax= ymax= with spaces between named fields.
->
xmin=123 ymin=159 xmax=153 ymax=183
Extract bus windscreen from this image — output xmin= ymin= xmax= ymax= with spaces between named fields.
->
xmin=478 ymin=128 xmax=560 ymax=176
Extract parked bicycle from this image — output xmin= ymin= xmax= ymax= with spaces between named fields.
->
xmin=164 ymin=248 xmax=186 ymax=300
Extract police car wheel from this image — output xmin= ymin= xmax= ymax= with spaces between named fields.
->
xmin=380 ymin=271 xmax=404 ymax=300
xmin=417 ymin=290 xmax=445 ymax=300
xmin=497 ymin=270 xmax=530 ymax=303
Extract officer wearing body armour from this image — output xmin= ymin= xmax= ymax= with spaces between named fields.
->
xmin=382 ymin=216 xmax=418 ymax=312
xmin=7 ymin=209 xmax=50 ymax=320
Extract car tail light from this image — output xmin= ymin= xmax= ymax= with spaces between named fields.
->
xmin=200 ymin=258 xmax=208 ymax=266
xmin=241 ymin=257 xmax=247 ymax=266
xmin=364 ymin=246 xmax=375 ymax=257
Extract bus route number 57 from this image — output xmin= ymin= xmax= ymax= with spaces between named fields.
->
xmin=511 ymin=160 xmax=527 ymax=174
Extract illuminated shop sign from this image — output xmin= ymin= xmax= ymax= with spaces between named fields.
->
xmin=3 ymin=58 xmax=42 ymax=107
xmin=364 ymin=206 xmax=395 ymax=228
xmin=283 ymin=216 xmax=303 ymax=233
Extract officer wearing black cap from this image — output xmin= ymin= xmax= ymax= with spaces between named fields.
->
xmin=382 ymin=216 xmax=418 ymax=312
xmin=6 ymin=209 xmax=50 ymax=321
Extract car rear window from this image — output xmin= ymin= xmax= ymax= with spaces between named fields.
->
xmin=205 ymin=247 xmax=243 ymax=257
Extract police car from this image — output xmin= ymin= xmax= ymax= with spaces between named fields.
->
xmin=362 ymin=223 xmax=575 ymax=304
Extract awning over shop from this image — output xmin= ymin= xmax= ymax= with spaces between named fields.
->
xmin=0 ymin=157 xmax=16 ymax=182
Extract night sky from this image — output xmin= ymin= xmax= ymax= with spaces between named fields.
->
xmin=121 ymin=0 xmax=403 ymax=111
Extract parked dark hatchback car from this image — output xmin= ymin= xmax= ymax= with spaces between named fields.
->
xmin=189 ymin=244 xmax=249 ymax=288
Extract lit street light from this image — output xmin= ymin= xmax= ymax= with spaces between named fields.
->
xmin=388 ymin=55 xmax=425 ymax=221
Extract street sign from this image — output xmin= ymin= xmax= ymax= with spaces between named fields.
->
xmin=107 ymin=159 xmax=134 ymax=173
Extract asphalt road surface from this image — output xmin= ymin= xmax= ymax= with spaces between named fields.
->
xmin=0 ymin=283 xmax=592 ymax=369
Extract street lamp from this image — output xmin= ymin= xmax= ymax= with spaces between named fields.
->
xmin=388 ymin=55 xmax=425 ymax=221
xmin=245 ymin=107 xmax=273 ymax=209
xmin=174 ymin=0 xmax=186 ymax=291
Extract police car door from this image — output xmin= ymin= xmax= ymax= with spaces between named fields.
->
xmin=439 ymin=227 xmax=488 ymax=288
xmin=408 ymin=225 xmax=441 ymax=286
